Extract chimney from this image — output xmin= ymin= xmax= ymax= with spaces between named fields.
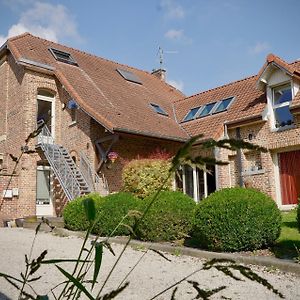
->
xmin=151 ymin=68 xmax=166 ymax=81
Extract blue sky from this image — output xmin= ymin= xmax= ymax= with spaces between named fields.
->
xmin=1 ymin=0 xmax=300 ymax=95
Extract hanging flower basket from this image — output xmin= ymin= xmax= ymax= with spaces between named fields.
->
xmin=107 ymin=151 xmax=119 ymax=163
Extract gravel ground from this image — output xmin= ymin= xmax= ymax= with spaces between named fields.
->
xmin=0 ymin=228 xmax=299 ymax=300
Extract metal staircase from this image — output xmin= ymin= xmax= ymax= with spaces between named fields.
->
xmin=37 ymin=124 xmax=106 ymax=201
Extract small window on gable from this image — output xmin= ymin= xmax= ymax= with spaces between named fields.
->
xmin=213 ymin=97 xmax=234 ymax=114
xmin=182 ymin=107 xmax=201 ymax=122
xmin=197 ymin=102 xmax=216 ymax=118
xmin=150 ymin=103 xmax=168 ymax=116
xmin=272 ymin=84 xmax=293 ymax=128
xmin=49 ymin=48 xmax=78 ymax=65
xmin=117 ymin=68 xmax=142 ymax=84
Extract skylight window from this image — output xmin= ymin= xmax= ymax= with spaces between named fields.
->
xmin=213 ymin=97 xmax=234 ymax=114
xmin=197 ymin=102 xmax=216 ymax=118
xmin=150 ymin=103 xmax=168 ymax=116
xmin=183 ymin=107 xmax=201 ymax=122
xmin=117 ymin=68 xmax=142 ymax=84
xmin=49 ymin=48 xmax=77 ymax=65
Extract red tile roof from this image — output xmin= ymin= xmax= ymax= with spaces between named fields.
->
xmin=4 ymin=34 xmax=300 ymax=142
xmin=174 ymin=75 xmax=266 ymax=139
xmin=6 ymin=33 xmax=189 ymax=142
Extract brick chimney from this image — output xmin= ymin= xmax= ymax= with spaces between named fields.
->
xmin=151 ymin=68 xmax=166 ymax=81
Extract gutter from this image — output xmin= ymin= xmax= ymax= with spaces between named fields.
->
xmin=224 ymin=115 xmax=264 ymax=128
xmin=114 ymin=127 xmax=188 ymax=143
xmin=18 ymin=57 xmax=55 ymax=72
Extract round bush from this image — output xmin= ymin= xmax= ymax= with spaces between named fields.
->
xmin=193 ymin=188 xmax=282 ymax=252
xmin=93 ymin=192 xmax=141 ymax=237
xmin=136 ymin=191 xmax=196 ymax=242
xmin=122 ymin=159 xmax=172 ymax=199
xmin=63 ymin=193 xmax=104 ymax=231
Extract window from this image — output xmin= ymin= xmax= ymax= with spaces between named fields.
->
xmin=175 ymin=165 xmax=216 ymax=201
xmin=150 ymin=103 xmax=168 ymax=116
xmin=197 ymin=102 xmax=216 ymax=118
xmin=213 ymin=97 xmax=234 ymax=114
xmin=49 ymin=48 xmax=77 ymax=65
xmin=116 ymin=68 xmax=142 ymax=84
xmin=182 ymin=107 xmax=201 ymax=122
xmin=272 ymin=84 xmax=293 ymax=128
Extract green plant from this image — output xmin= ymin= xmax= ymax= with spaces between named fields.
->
xmin=92 ymin=192 xmax=141 ymax=236
xmin=63 ymin=193 xmax=104 ymax=231
xmin=193 ymin=187 xmax=282 ymax=252
xmin=122 ymin=159 xmax=172 ymax=199
xmin=136 ymin=191 xmax=196 ymax=242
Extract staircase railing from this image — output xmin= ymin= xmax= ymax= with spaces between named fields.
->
xmin=38 ymin=124 xmax=89 ymax=201
xmin=80 ymin=151 xmax=109 ymax=195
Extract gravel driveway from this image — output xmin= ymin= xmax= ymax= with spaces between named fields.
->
xmin=0 ymin=228 xmax=299 ymax=299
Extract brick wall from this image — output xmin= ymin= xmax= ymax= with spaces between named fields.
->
xmin=0 ymin=56 xmax=183 ymax=220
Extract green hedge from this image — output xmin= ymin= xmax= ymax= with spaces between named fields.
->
xmin=122 ymin=159 xmax=172 ymax=199
xmin=193 ymin=188 xmax=282 ymax=252
xmin=92 ymin=192 xmax=141 ymax=237
xmin=136 ymin=191 xmax=196 ymax=242
xmin=63 ymin=193 xmax=104 ymax=231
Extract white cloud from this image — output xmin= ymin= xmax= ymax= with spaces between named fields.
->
xmin=249 ymin=42 xmax=270 ymax=55
xmin=168 ymin=79 xmax=184 ymax=91
xmin=0 ymin=1 xmax=81 ymax=45
xmin=165 ymin=29 xmax=184 ymax=40
xmin=160 ymin=0 xmax=185 ymax=19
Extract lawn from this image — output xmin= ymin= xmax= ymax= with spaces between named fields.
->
xmin=272 ymin=209 xmax=300 ymax=260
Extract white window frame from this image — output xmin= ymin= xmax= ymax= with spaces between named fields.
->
xmin=271 ymin=82 xmax=294 ymax=130
xmin=181 ymin=165 xmax=212 ymax=202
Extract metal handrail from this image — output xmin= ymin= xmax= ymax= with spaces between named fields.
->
xmin=79 ymin=151 xmax=109 ymax=195
xmin=38 ymin=124 xmax=88 ymax=200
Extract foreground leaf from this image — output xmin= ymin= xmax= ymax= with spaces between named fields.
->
xmin=92 ymin=242 xmax=103 ymax=290
xmin=56 ymin=265 xmax=95 ymax=300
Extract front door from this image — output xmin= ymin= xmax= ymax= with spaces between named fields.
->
xmin=279 ymin=150 xmax=300 ymax=205
xmin=36 ymin=166 xmax=54 ymax=216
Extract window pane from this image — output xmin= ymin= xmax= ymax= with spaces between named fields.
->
xmin=184 ymin=165 xmax=194 ymax=198
xmin=150 ymin=103 xmax=168 ymax=116
xmin=274 ymin=106 xmax=294 ymax=127
xmin=36 ymin=169 xmax=50 ymax=205
xmin=198 ymin=102 xmax=216 ymax=118
xmin=274 ymin=86 xmax=292 ymax=105
xmin=197 ymin=168 xmax=205 ymax=200
xmin=183 ymin=107 xmax=201 ymax=121
xmin=214 ymin=97 xmax=233 ymax=113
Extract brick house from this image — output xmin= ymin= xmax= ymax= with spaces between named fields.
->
xmin=0 ymin=33 xmax=299 ymax=221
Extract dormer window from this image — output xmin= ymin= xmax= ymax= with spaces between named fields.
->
xmin=272 ymin=83 xmax=293 ymax=128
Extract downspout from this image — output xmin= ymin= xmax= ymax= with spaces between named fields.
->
xmin=236 ymin=127 xmax=244 ymax=187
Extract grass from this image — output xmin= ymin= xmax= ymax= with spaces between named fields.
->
xmin=272 ymin=209 xmax=300 ymax=260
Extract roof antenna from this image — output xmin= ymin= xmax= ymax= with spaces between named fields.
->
xmin=158 ymin=46 xmax=164 ymax=69
xmin=152 ymin=46 xmax=178 ymax=81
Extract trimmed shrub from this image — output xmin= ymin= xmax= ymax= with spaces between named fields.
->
xmin=63 ymin=193 xmax=104 ymax=231
xmin=193 ymin=188 xmax=282 ymax=252
xmin=136 ymin=191 xmax=196 ymax=242
xmin=93 ymin=192 xmax=141 ymax=237
xmin=122 ymin=159 xmax=172 ymax=199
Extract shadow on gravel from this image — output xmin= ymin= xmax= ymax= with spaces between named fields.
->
xmin=0 ymin=292 xmax=12 ymax=300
